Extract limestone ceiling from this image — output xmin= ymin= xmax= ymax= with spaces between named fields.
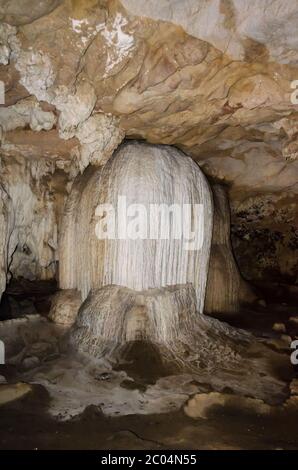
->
xmin=0 ymin=0 xmax=297 ymax=198
xmin=122 ymin=0 xmax=298 ymax=65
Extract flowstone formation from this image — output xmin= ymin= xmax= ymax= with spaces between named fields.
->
xmin=52 ymin=142 xmax=288 ymax=404
xmin=70 ymin=283 xmax=288 ymax=404
xmin=59 ymin=142 xmax=213 ymax=312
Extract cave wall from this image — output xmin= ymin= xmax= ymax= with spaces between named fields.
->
xmin=231 ymin=193 xmax=298 ymax=284
xmin=0 ymin=153 xmax=69 ymax=300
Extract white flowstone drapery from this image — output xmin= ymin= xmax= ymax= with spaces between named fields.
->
xmin=60 ymin=142 xmax=213 ymax=313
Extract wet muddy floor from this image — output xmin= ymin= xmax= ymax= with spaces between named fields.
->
xmin=0 ymin=298 xmax=298 ymax=450
xmin=0 ymin=384 xmax=298 ymax=450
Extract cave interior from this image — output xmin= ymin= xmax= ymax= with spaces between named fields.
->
xmin=0 ymin=0 xmax=297 ymax=451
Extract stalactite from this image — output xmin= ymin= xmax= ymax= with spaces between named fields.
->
xmin=205 ymin=185 xmax=256 ymax=314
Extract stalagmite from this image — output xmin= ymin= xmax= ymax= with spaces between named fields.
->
xmin=55 ymin=141 xmax=288 ymax=404
xmin=49 ymin=289 xmax=81 ymax=326
xmin=71 ymin=284 xmax=199 ymax=364
xmin=205 ymin=185 xmax=256 ymax=315
xmin=71 ymin=283 xmax=287 ymax=402
xmin=59 ymin=142 xmax=213 ymax=313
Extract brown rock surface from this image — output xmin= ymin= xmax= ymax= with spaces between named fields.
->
xmin=0 ymin=0 xmax=297 ymax=288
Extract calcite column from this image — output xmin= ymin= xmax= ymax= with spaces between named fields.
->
xmin=59 ymin=142 xmax=213 ymax=314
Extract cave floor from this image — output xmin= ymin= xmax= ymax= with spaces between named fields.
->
xmin=0 ymin=300 xmax=297 ymax=450
xmin=0 ymin=386 xmax=298 ymax=450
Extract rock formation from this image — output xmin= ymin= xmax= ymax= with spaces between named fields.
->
xmin=0 ymin=153 xmax=62 ymax=300
xmin=0 ymin=1 xmax=296 ymax=432
xmin=205 ymin=185 xmax=256 ymax=314
xmin=59 ymin=142 xmax=213 ymax=313
xmin=55 ymin=141 xmax=282 ymax=404
xmin=49 ymin=289 xmax=81 ymax=326
xmin=70 ymin=283 xmax=288 ymax=403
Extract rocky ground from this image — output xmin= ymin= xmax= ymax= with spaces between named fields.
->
xmin=0 ymin=298 xmax=297 ymax=450
xmin=1 ymin=393 xmax=298 ymax=450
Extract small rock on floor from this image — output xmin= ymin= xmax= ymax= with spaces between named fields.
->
xmin=23 ymin=356 xmax=40 ymax=369
xmin=290 ymin=379 xmax=298 ymax=396
xmin=272 ymin=322 xmax=286 ymax=333
xmin=0 ymin=382 xmax=32 ymax=405
xmin=184 ymin=392 xmax=271 ymax=419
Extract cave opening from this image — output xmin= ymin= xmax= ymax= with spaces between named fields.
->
xmin=0 ymin=278 xmax=57 ymax=321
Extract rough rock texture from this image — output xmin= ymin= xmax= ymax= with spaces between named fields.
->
xmin=184 ymin=389 xmax=298 ymax=419
xmin=0 ymin=152 xmax=69 ymax=300
xmin=0 ymin=0 xmax=297 ymax=286
xmin=70 ymin=283 xmax=288 ymax=404
xmin=59 ymin=142 xmax=213 ymax=313
xmin=0 ymin=96 xmax=56 ymax=132
xmin=231 ymin=193 xmax=298 ymax=283
xmin=49 ymin=289 xmax=81 ymax=325
xmin=71 ymin=284 xmax=200 ymax=362
xmin=0 ymin=1 xmax=62 ymax=26
xmin=205 ymin=185 xmax=256 ymax=314
xmin=0 ymin=297 xmax=292 ymax=420
xmin=0 ymin=313 xmax=61 ymax=364
xmin=0 ymin=183 xmax=10 ymax=298
xmin=121 ymin=0 xmax=298 ymax=64
xmin=0 ymin=382 xmax=32 ymax=405
xmin=184 ymin=392 xmax=271 ymax=419
xmin=74 ymin=113 xmax=125 ymax=172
